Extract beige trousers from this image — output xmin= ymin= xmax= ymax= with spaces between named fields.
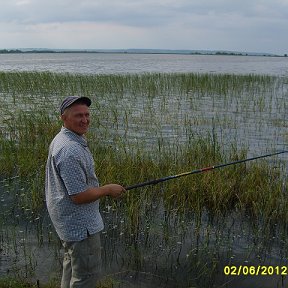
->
xmin=61 ymin=232 xmax=102 ymax=288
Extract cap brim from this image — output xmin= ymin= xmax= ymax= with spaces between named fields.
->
xmin=73 ymin=97 xmax=91 ymax=107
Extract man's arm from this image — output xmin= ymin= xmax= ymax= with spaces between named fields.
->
xmin=70 ymin=184 xmax=125 ymax=204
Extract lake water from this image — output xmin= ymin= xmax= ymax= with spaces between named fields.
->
xmin=0 ymin=53 xmax=288 ymax=76
xmin=1 ymin=53 xmax=288 ymax=287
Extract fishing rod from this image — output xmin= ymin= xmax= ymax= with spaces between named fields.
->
xmin=125 ymin=150 xmax=288 ymax=191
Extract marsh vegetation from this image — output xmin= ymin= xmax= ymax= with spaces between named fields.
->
xmin=1 ymin=71 xmax=288 ymax=287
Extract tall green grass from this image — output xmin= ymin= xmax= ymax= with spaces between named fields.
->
xmin=0 ymin=71 xmax=287 ymax=220
xmin=1 ymin=71 xmax=288 ymax=286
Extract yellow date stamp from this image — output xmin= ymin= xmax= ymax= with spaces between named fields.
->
xmin=224 ymin=265 xmax=288 ymax=276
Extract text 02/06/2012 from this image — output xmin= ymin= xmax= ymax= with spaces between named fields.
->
xmin=224 ymin=265 xmax=288 ymax=276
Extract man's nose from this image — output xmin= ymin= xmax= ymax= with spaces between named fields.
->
xmin=82 ymin=116 xmax=89 ymax=123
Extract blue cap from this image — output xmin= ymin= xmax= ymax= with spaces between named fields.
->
xmin=60 ymin=96 xmax=91 ymax=114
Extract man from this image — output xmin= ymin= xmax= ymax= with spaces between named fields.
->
xmin=45 ymin=96 xmax=125 ymax=288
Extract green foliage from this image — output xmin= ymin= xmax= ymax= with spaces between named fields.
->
xmin=0 ymin=71 xmax=287 ymax=287
xmin=0 ymin=71 xmax=287 ymax=220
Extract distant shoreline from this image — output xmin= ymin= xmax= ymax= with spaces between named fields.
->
xmin=0 ymin=48 xmax=286 ymax=57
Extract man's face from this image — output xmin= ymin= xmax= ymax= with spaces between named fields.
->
xmin=61 ymin=104 xmax=90 ymax=135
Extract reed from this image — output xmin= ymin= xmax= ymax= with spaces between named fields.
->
xmin=0 ymin=71 xmax=288 ymax=286
xmin=0 ymin=278 xmax=120 ymax=288
xmin=0 ymin=71 xmax=287 ymax=218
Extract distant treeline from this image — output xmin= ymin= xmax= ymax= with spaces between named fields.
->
xmin=215 ymin=51 xmax=248 ymax=56
xmin=0 ymin=48 xmax=287 ymax=57
xmin=215 ymin=51 xmax=287 ymax=57
xmin=0 ymin=49 xmax=57 ymax=54
xmin=0 ymin=49 xmax=23 ymax=53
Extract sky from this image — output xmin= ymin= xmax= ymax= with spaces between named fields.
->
xmin=0 ymin=0 xmax=287 ymax=55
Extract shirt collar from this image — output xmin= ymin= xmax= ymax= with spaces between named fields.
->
xmin=61 ymin=127 xmax=88 ymax=147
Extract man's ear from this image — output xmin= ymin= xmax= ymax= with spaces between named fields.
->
xmin=61 ymin=114 xmax=66 ymax=121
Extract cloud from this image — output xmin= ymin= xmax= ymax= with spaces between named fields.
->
xmin=0 ymin=0 xmax=287 ymax=53
xmin=2 ymin=0 xmax=287 ymax=26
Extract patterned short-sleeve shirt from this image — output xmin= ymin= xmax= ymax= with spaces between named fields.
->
xmin=45 ymin=127 xmax=104 ymax=242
